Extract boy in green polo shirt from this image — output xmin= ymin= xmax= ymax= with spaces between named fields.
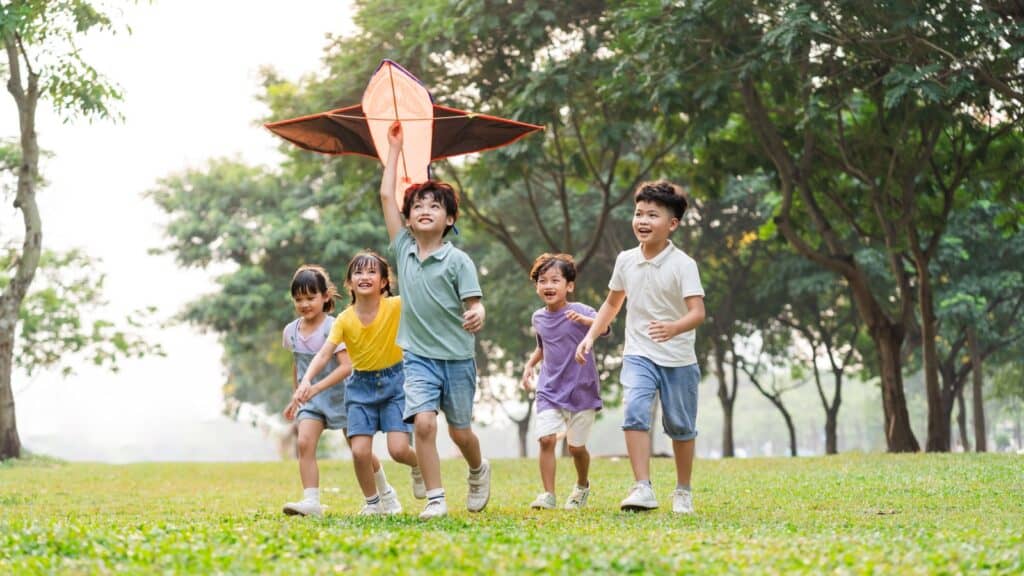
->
xmin=378 ymin=121 xmax=490 ymax=519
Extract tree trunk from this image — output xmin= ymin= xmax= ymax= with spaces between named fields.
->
xmin=517 ymin=417 xmax=529 ymax=459
xmin=874 ymin=324 xmax=920 ymax=452
xmin=0 ymin=335 xmax=22 ymax=460
xmin=955 ymin=386 xmax=970 ymax=452
xmin=916 ymin=268 xmax=948 ymax=452
xmin=713 ymin=341 xmax=736 ymax=457
xmin=966 ymin=327 xmax=987 ymax=452
xmin=1 ymin=35 xmax=43 ymax=461
xmin=825 ymin=407 xmax=838 ymax=455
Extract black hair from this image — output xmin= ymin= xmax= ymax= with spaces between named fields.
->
xmin=401 ymin=180 xmax=459 ymax=237
xmin=529 ymin=253 xmax=577 ymax=283
xmin=634 ymin=180 xmax=688 ymax=219
xmin=345 ymin=250 xmax=394 ymax=304
xmin=290 ymin=265 xmax=337 ymax=313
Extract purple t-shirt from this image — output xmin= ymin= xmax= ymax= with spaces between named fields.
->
xmin=533 ymin=302 xmax=603 ymax=413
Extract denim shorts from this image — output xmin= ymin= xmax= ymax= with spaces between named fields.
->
xmin=621 ymin=355 xmax=700 ymax=441
xmin=345 ymin=362 xmax=412 ymax=437
xmin=296 ymin=383 xmax=348 ymax=430
xmin=402 ymin=351 xmax=477 ymax=429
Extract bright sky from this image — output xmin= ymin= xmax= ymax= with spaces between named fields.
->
xmin=3 ymin=0 xmax=355 ymax=461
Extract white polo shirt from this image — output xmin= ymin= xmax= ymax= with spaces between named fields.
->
xmin=609 ymin=241 xmax=704 ymax=367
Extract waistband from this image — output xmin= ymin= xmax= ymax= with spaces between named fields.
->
xmin=352 ymin=361 xmax=404 ymax=378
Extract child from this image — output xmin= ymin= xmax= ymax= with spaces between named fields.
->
xmin=282 ymin=265 xmax=393 ymax=517
xmin=310 ymin=251 xmax=423 ymax=515
xmin=378 ymin=121 xmax=490 ymax=519
xmin=576 ymin=181 xmax=705 ymax=514
xmin=520 ymin=253 xmax=606 ymax=510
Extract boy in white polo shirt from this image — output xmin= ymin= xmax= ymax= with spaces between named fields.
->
xmin=576 ymin=180 xmax=705 ymax=514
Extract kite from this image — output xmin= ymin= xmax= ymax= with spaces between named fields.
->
xmin=265 ymin=59 xmax=544 ymax=203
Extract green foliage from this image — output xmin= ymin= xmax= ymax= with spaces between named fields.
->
xmin=0 ymin=248 xmax=162 ymax=376
xmin=0 ymin=455 xmax=1022 ymax=573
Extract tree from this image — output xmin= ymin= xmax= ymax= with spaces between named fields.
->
xmin=613 ymin=0 xmax=1024 ymax=451
xmin=1 ymin=0 xmax=128 ymax=459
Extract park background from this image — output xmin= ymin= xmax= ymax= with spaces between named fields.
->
xmin=3 ymin=1 xmax=1023 ymax=574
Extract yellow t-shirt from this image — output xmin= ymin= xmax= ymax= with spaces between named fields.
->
xmin=327 ymin=296 xmax=404 ymax=371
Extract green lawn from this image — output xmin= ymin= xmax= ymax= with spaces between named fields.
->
xmin=2 ymin=453 xmax=1021 ymax=574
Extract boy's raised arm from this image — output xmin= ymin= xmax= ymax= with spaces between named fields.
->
xmin=575 ymin=289 xmax=625 ymax=364
xmin=380 ymin=121 xmax=405 ymax=242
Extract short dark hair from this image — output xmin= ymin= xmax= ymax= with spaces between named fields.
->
xmin=344 ymin=250 xmax=394 ymax=304
xmin=290 ymin=265 xmax=337 ymax=313
xmin=529 ymin=253 xmax=577 ymax=283
xmin=634 ymin=180 xmax=688 ymax=219
xmin=401 ymin=180 xmax=459 ymax=237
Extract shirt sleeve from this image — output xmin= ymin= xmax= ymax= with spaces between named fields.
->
xmin=455 ymin=252 xmax=483 ymax=300
xmin=281 ymin=322 xmax=292 ymax=350
xmin=327 ymin=314 xmax=346 ymax=347
xmin=680 ymin=257 xmax=705 ymax=298
xmin=608 ymin=251 xmax=627 ymax=292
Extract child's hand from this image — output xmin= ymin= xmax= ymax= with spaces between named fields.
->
xmin=462 ymin=305 xmax=485 ymax=333
xmin=565 ymin=309 xmax=593 ymax=326
xmin=283 ymin=400 xmax=298 ymax=421
xmin=387 ymin=121 xmax=403 ymax=149
xmin=521 ymin=367 xmax=535 ymax=391
xmin=647 ymin=320 xmax=678 ymax=343
xmin=293 ymin=382 xmax=316 ymax=404
xmin=574 ymin=336 xmax=593 ymax=365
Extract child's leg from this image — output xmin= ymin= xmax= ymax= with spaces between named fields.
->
xmin=344 ymin=432 xmax=384 ymax=476
xmin=350 ymin=435 xmax=378 ymax=498
xmin=414 ymin=411 xmax=442 ymax=491
xmin=447 ymin=426 xmax=482 ymax=469
xmin=297 ymin=419 xmax=325 ymax=488
xmin=624 ymin=430 xmax=652 ymax=482
xmin=672 ymin=439 xmax=694 ymax=487
xmin=568 ymin=443 xmax=590 ymax=488
xmin=537 ymin=434 xmax=558 ymax=493
xmin=386 ymin=431 xmax=418 ymax=468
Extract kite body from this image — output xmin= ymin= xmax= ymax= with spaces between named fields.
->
xmin=265 ymin=59 xmax=543 ymax=206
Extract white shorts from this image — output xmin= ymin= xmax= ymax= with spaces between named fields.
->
xmin=534 ymin=408 xmax=596 ymax=447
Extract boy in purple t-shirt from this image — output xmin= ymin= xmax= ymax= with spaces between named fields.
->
xmin=521 ymin=253 xmax=606 ymax=510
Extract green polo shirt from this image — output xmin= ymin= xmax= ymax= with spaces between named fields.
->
xmin=391 ymin=227 xmax=482 ymax=360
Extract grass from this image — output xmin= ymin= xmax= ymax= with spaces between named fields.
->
xmin=2 ymin=453 xmax=1022 ymax=574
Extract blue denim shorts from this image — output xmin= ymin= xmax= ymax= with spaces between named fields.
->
xmin=296 ymin=383 xmax=348 ymax=430
xmin=621 ymin=355 xmax=700 ymax=441
xmin=402 ymin=351 xmax=477 ymax=429
xmin=345 ymin=362 xmax=412 ymax=437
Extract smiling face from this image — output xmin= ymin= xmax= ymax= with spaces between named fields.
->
xmin=407 ymin=192 xmax=454 ymax=237
xmin=534 ymin=266 xmax=574 ymax=311
xmin=292 ymin=289 xmax=329 ymax=324
xmin=632 ymin=199 xmax=679 ymax=248
xmin=345 ymin=253 xmax=392 ymax=304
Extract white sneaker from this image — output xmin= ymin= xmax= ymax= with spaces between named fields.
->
xmin=359 ymin=501 xmax=385 ymax=516
xmin=530 ymin=492 xmax=556 ymax=510
xmin=620 ymin=483 xmax=658 ymax=511
xmin=282 ymin=499 xmax=324 ymax=517
xmin=564 ymin=485 xmax=590 ymax=510
xmin=380 ymin=487 xmax=403 ymax=514
xmin=418 ymin=499 xmax=448 ymax=519
xmin=672 ymin=488 xmax=694 ymax=514
xmin=466 ymin=459 xmax=491 ymax=512
xmin=410 ymin=467 xmax=426 ymax=500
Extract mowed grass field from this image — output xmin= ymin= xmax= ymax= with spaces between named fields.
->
xmin=1 ymin=453 xmax=1021 ymax=574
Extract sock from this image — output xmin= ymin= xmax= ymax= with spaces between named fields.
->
xmin=638 ymin=479 xmax=653 ymax=488
xmin=426 ymin=488 xmax=445 ymax=502
xmin=303 ymin=487 xmax=320 ymax=503
xmin=469 ymin=464 xmax=484 ymax=476
xmin=676 ymin=484 xmax=691 ymax=492
xmin=577 ymin=482 xmax=590 ymax=490
xmin=374 ymin=466 xmax=388 ymax=492
xmin=365 ymin=493 xmax=381 ymax=505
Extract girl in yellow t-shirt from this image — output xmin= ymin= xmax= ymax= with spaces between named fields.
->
xmin=302 ymin=251 xmax=423 ymax=515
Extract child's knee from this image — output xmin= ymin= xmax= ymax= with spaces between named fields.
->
xmin=538 ymin=435 xmax=558 ymax=452
xmin=414 ymin=415 xmax=437 ymax=440
xmin=568 ymin=443 xmax=589 ymax=458
xmin=447 ymin=426 xmax=474 ymax=444
xmin=350 ymin=438 xmax=373 ymax=461
xmin=296 ymin=434 xmax=318 ymax=456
